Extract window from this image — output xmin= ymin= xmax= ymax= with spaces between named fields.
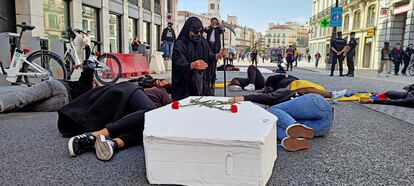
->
xmin=43 ymin=0 xmax=69 ymax=40
xmin=367 ymin=5 xmax=376 ymax=27
xmin=273 ymin=33 xmax=276 ymax=37
xmin=282 ymin=33 xmax=285 ymax=37
xmin=128 ymin=18 xmax=138 ymax=43
xmin=142 ymin=22 xmax=151 ymax=45
xmin=210 ymin=3 xmax=215 ymax=10
xmin=154 ymin=0 xmax=161 ymax=15
xmin=344 ymin=14 xmax=350 ymax=31
xmin=82 ymin=5 xmax=99 ymax=42
xmin=109 ymin=13 xmax=121 ymax=53
xmin=353 ymin=10 xmax=361 ymax=29
xmin=277 ymin=33 xmax=280 ymax=37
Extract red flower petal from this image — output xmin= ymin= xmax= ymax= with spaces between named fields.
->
xmin=172 ymin=101 xmax=180 ymax=109
xmin=230 ymin=105 xmax=238 ymax=113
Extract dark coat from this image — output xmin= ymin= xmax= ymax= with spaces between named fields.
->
xmin=171 ymin=17 xmax=217 ymax=101
xmin=391 ymin=48 xmax=404 ymax=62
xmin=161 ymin=27 xmax=176 ymax=43
xmin=57 ymin=82 xmax=146 ymax=137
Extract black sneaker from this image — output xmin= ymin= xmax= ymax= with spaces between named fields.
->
xmin=95 ymin=135 xmax=118 ymax=161
xmin=68 ymin=133 xmax=96 ymax=157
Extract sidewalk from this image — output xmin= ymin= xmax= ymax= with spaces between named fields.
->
xmin=296 ymin=60 xmax=414 ymax=85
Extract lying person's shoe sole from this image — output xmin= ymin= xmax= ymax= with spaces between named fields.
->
xmin=229 ymin=85 xmax=243 ymax=92
xmin=281 ymin=137 xmax=311 ymax=152
xmin=95 ymin=135 xmax=115 ymax=161
xmin=286 ymin=124 xmax=315 ymax=139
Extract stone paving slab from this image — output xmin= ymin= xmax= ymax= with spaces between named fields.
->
xmin=362 ymin=104 xmax=414 ymax=125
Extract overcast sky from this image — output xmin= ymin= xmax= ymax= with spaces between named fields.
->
xmin=177 ymin=0 xmax=312 ymax=33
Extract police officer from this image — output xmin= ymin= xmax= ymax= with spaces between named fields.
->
xmin=346 ymin=32 xmax=357 ymax=77
xmin=330 ymin=31 xmax=347 ymax=76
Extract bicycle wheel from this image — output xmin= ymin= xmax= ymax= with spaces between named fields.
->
xmin=409 ymin=66 xmax=414 ymax=76
xmin=24 ymin=51 xmax=67 ymax=84
xmin=94 ymin=54 xmax=122 ymax=85
xmin=64 ymin=53 xmax=75 ymax=79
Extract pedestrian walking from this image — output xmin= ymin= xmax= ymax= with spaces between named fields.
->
xmin=161 ymin=22 xmax=176 ymax=60
xmin=262 ymin=53 xmax=266 ymax=63
xmin=286 ymin=46 xmax=295 ymax=71
xmin=391 ymin=43 xmax=404 ymax=76
xmin=307 ymin=53 xmax=311 ymax=63
xmin=294 ymin=48 xmax=299 ymax=67
xmin=330 ymin=32 xmax=346 ymax=76
xmin=315 ymin=52 xmax=321 ymax=68
xmin=346 ymin=32 xmax=357 ymax=77
xmin=378 ymin=42 xmax=392 ymax=77
xmin=251 ymin=48 xmax=258 ymax=67
xmin=402 ymin=43 xmax=414 ymax=76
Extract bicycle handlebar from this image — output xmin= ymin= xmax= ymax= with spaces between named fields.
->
xmin=73 ymin=28 xmax=87 ymax=35
xmin=0 ymin=15 xmax=7 ymax=21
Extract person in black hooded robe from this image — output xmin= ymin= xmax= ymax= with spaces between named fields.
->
xmin=172 ymin=17 xmax=226 ymax=100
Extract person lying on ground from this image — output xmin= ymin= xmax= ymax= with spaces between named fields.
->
xmin=128 ymin=75 xmax=171 ymax=93
xmin=360 ymin=89 xmax=414 ymax=108
xmin=229 ymin=74 xmax=347 ymax=105
xmin=267 ymin=94 xmax=333 ymax=152
xmin=229 ymin=65 xmax=298 ymax=92
xmin=0 ymin=63 xmax=95 ymax=113
xmin=58 ymin=82 xmax=172 ymax=161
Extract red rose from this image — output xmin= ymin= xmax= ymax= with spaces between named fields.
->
xmin=230 ymin=105 xmax=238 ymax=113
xmin=172 ymin=101 xmax=180 ymax=109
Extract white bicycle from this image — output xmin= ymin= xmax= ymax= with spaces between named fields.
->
xmin=0 ymin=19 xmax=67 ymax=85
xmin=63 ymin=27 xmax=122 ymax=84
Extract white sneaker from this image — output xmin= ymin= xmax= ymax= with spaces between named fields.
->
xmin=244 ymin=84 xmax=256 ymax=91
xmin=229 ymin=85 xmax=243 ymax=92
xmin=332 ymin=89 xmax=347 ymax=101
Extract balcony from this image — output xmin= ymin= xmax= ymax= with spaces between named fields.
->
xmin=143 ymin=0 xmax=151 ymax=11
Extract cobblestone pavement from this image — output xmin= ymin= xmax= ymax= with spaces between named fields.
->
xmin=1 ymin=68 xmax=413 ymax=185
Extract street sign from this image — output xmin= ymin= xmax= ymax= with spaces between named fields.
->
xmin=166 ymin=13 xmax=173 ymax=23
xmin=367 ymin=28 xmax=375 ymax=37
xmin=380 ymin=8 xmax=389 ymax=16
xmin=330 ymin=7 xmax=343 ymax=27
xmin=320 ymin=18 xmax=330 ymax=28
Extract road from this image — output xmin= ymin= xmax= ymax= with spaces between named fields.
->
xmin=1 ymin=67 xmax=413 ymax=185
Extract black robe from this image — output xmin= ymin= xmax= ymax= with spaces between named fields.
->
xmin=57 ymin=82 xmax=147 ymax=137
xmin=171 ymin=17 xmax=217 ymax=101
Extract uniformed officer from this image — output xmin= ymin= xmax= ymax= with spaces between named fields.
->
xmin=330 ymin=31 xmax=347 ymax=76
xmin=346 ymin=32 xmax=358 ymax=77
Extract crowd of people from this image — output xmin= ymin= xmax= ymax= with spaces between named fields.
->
xmin=0 ymin=17 xmax=412 ymax=163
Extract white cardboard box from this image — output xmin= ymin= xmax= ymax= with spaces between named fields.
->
xmin=144 ymin=97 xmax=277 ymax=186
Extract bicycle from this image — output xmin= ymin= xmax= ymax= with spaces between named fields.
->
xmin=63 ymin=27 xmax=122 ymax=85
xmin=0 ymin=18 xmax=67 ymax=85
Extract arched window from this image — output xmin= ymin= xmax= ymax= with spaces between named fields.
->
xmin=367 ymin=5 xmax=376 ymax=27
xmin=343 ymin=14 xmax=350 ymax=31
xmin=353 ymin=10 xmax=361 ymax=29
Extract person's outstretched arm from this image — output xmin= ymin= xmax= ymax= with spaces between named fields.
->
xmin=230 ymin=88 xmax=295 ymax=106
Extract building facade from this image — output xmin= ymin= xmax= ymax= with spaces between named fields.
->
xmin=377 ymin=0 xmax=414 ymax=61
xmin=0 ymin=0 xmax=178 ymax=54
xmin=265 ymin=22 xmax=309 ymax=52
xmin=309 ymin=0 xmax=378 ymax=69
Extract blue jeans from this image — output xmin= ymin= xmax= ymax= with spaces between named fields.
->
xmin=163 ymin=42 xmax=173 ymax=59
xmin=267 ymin=94 xmax=333 ymax=141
